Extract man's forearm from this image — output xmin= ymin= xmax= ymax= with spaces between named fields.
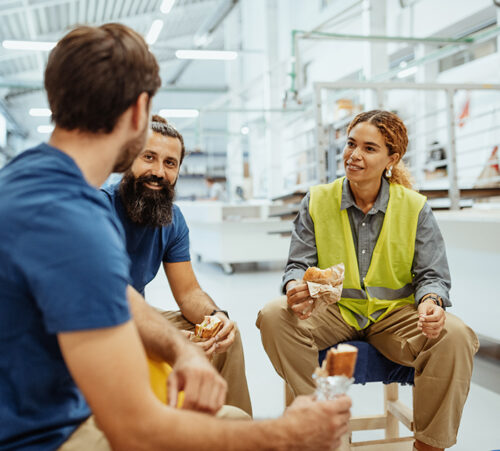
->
xmin=177 ymin=287 xmax=218 ymax=324
xmin=127 ymin=286 xmax=190 ymax=363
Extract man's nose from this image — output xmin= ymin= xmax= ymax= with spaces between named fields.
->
xmin=151 ymin=163 xmax=165 ymax=179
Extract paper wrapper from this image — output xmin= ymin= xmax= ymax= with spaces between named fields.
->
xmin=305 ymin=263 xmax=345 ymax=314
xmin=313 ymin=374 xmax=354 ymax=401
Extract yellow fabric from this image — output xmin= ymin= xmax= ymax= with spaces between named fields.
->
xmin=309 ymin=177 xmax=426 ymax=330
xmin=147 ymin=358 xmax=184 ymax=407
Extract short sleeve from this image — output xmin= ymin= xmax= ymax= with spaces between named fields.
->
xmin=162 ymin=205 xmax=191 ymax=263
xmin=14 ymin=201 xmax=131 ymax=334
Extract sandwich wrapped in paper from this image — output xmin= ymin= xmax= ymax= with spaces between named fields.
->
xmin=313 ymin=343 xmax=358 ymax=401
xmin=190 ymin=315 xmax=223 ymax=342
xmin=302 ymin=263 xmax=344 ymax=314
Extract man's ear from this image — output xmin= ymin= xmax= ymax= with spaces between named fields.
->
xmin=131 ymin=92 xmax=150 ymax=132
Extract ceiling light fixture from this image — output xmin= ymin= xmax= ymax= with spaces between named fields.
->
xmin=2 ymin=40 xmax=56 ymax=51
xmin=158 ymin=109 xmax=199 ymax=118
xmin=29 ymin=108 xmax=51 ymax=117
xmin=160 ymin=0 xmax=175 ymax=14
xmin=240 ymin=126 xmax=249 ymax=135
xmin=37 ymin=125 xmax=54 ymax=134
xmin=146 ymin=19 xmax=164 ymax=45
xmin=175 ymin=50 xmax=238 ymax=61
xmin=397 ymin=66 xmax=418 ymax=79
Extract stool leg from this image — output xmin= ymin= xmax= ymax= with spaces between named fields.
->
xmin=384 ymin=383 xmax=399 ymax=439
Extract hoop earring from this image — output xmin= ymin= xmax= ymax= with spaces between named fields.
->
xmin=386 ymin=166 xmax=392 ymax=178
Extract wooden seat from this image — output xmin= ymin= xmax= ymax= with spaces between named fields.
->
xmin=285 ymin=341 xmax=415 ymax=450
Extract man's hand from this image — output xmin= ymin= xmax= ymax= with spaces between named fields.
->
xmin=180 ymin=330 xmax=218 ymax=358
xmin=286 ymin=280 xmax=314 ymax=320
xmin=213 ymin=312 xmax=235 ymax=354
xmin=417 ymin=299 xmax=445 ymax=339
xmin=167 ymin=344 xmax=227 ymax=414
xmin=283 ymin=395 xmax=351 ymax=450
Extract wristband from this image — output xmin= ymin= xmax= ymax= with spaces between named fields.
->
xmin=420 ymin=294 xmax=443 ymax=308
xmin=210 ymin=309 xmax=229 ymax=319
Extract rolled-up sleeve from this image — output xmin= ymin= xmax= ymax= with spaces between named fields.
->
xmin=412 ymin=202 xmax=451 ymax=307
xmin=281 ymin=193 xmax=318 ymax=293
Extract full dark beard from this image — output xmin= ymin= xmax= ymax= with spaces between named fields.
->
xmin=119 ymin=171 xmax=175 ymax=227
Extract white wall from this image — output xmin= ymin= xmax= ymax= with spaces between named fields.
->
xmin=436 ymin=210 xmax=500 ymax=341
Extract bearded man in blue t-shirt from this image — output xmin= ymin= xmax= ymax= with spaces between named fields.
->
xmin=101 ymin=115 xmax=252 ymax=416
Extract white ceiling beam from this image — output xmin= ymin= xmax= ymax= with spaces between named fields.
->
xmin=0 ymin=0 xmax=79 ymax=18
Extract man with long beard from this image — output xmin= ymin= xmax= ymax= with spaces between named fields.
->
xmin=101 ymin=115 xmax=252 ymax=416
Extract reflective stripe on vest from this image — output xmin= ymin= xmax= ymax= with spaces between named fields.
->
xmin=309 ymin=177 xmax=426 ymax=330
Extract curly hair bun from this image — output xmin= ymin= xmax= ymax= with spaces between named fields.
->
xmin=152 ymin=114 xmax=168 ymax=124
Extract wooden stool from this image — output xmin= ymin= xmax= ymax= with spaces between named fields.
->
xmin=320 ymin=341 xmax=415 ymax=451
xmin=285 ymin=341 xmax=415 ymax=450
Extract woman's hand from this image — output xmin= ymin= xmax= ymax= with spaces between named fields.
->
xmin=286 ymin=280 xmax=315 ymax=320
xmin=417 ymin=299 xmax=445 ymax=338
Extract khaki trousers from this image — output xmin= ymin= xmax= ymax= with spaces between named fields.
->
xmin=161 ymin=310 xmax=253 ymax=417
xmin=58 ymin=406 xmax=250 ymax=451
xmin=256 ymin=297 xmax=479 ymax=449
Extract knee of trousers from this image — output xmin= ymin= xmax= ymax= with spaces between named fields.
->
xmin=439 ymin=314 xmax=479 ymax=358
xmin=256 ymin=296 xmax=297 ymax=341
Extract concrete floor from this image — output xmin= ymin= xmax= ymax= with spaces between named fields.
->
xmin=146 ymin=260 xmax=500 ymax=451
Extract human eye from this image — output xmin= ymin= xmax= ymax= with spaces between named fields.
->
xmin=346 ymin=140 xmax=355 ymax=148
xmin=143 ymin=153 xmax=154 ymax=161
xmin=365 ymin=146 xmax=376 ymax=152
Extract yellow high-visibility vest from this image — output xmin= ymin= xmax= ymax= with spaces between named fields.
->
xmin=309 ymin=177 xmax=426 ymax=330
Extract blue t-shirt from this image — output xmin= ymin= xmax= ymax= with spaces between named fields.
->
xmin=101 ymin=183 xmax=190 ymax=295
xmin=0 ymin=143 xmax=131 ymax=450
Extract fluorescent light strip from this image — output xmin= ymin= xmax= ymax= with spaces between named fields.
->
xmin=158 ymin=109 xmax=199 ymax=118
xmin=160 ymin=0 xmax=175 ymax=14
xmin=146 ymin=20 xmax=164 ymax=45
xmin=37 ymin=125 xmax=54 ymax=134
xmin=175 ymin=50 xmax=238 ymax=61
xmin=397 ymin=66 xmax=418 ymax=79
xmin=29 ymin=108 xmax=51 ymax=117
xmin=2 ymin=40 xmax=56 ymax=51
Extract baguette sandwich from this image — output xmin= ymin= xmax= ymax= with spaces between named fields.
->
xmin=191 ymin=315 xmax=223 ymax=342
xmin=325 ymin=343 xmax=358 ymax=378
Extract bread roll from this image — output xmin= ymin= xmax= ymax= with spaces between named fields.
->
xmin=325 ymin=343 xmax=358 ymax=378
xmin=194 ymin=315 xmax=223 ymax=340
xmin=303 ymin=267 xmax=335 ymax=284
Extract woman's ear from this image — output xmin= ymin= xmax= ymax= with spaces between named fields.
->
xmin=390 ymin=153 xmax=400 ymax=166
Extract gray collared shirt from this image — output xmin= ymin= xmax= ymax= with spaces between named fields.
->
xmin=282 ymin=178 xmax=451 ymax=313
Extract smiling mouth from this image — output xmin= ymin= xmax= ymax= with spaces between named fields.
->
xmin=346 ymin=163 xmax=363 ymax=171
xmin=144 ymin=181 xmax=163 ymax=190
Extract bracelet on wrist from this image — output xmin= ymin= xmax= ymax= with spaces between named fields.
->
xmin=420 ymin=294 xmax=443 ymax=308
xmin=210 ymin=309 xmax=229 ymax=319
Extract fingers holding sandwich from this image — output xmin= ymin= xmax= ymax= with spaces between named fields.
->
xmin=286 ymin=279 xmax=314 ymax=320
xmin=212 ymin=312 xmax=236 ymax=354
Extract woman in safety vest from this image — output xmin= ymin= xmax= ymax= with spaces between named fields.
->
xmin=257 ymin=110 xmax=478 ymax=451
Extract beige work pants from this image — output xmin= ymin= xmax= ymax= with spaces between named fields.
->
xmin=58 ymin=406 xmax=250 ymax=451
xmin=256 ymin=296 xmax=479 ymax=449
xmin=161 ymin=310 xmax=253 ymax=417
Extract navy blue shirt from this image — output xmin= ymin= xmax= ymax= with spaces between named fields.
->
xmin=0 ymin=143 xmax=131 ymax=450
xmin=101 ymin=183 xmax=190 ymax=295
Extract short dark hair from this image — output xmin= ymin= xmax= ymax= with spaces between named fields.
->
xmin=45 ymin=23 xmax=161 ymax=133
xmin=151 ymin=114 xmax=186 ymax=165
